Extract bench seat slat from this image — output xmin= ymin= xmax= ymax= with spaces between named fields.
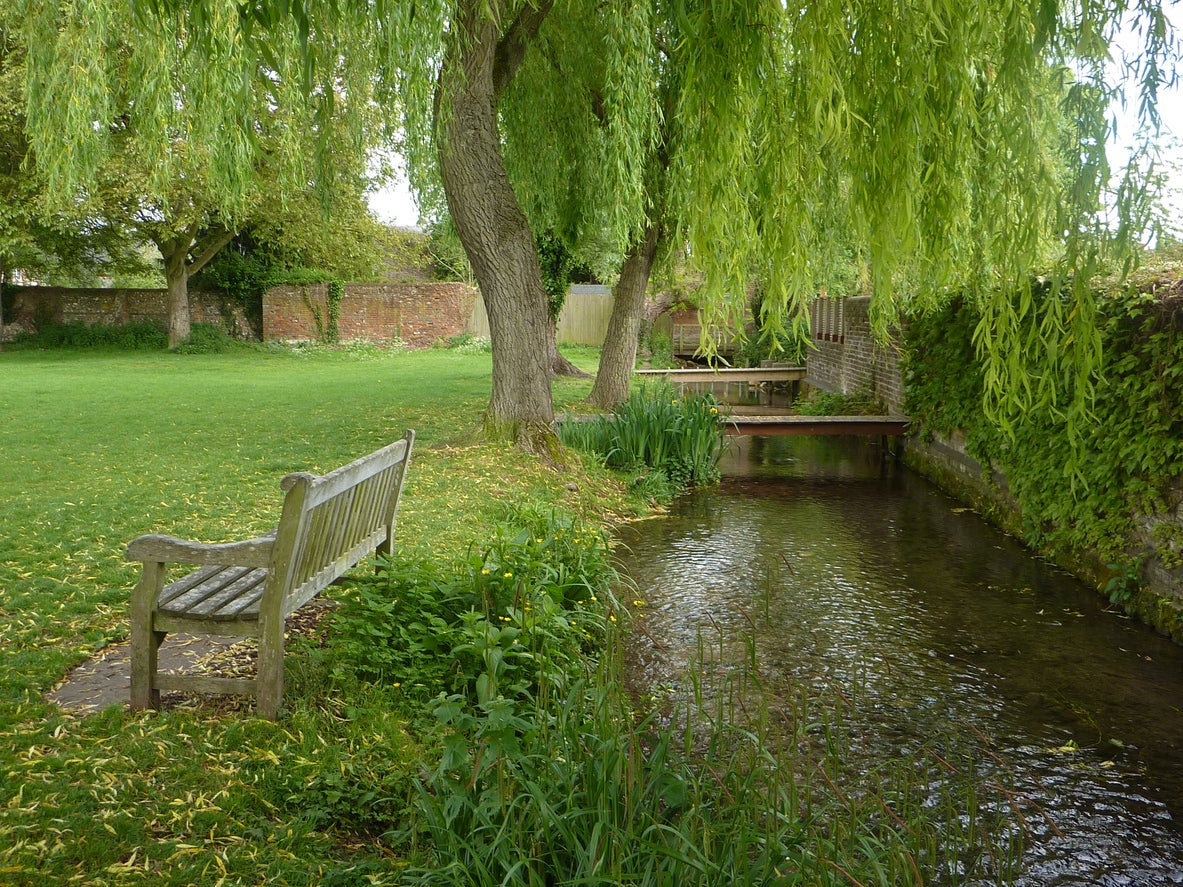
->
xmin=157 ymin=564 xmax=268 ymax=621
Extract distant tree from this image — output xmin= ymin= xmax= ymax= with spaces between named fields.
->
xmin=19 ymin=5 xmax=386 ymax=348
xmin=536 ymin=232 xmax=589 ymax=377
xmin=0 ymin=24 xmax=156 ymax=348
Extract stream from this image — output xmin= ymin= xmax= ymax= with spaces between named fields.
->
xmin=616 ymin=435 xmax=1183 ymax=886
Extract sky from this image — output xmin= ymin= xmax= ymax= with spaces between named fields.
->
xmin=368 ymin=159 xmax=419 ymax=228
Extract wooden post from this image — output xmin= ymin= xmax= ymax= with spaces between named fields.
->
xmin=130 ymin=561 xmax=166 ymax=710
xmin=255 ymin=609 xmax=285 ymax=720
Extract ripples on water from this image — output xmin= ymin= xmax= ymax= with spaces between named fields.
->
xmin=616 ymin=436 xmax=1183 ymax=886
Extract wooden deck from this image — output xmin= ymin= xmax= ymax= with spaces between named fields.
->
xmin=559 ymin=410 xmax=908 ymax=438
xmin=721 ymin=413 xmax=909 ymax=437
xmin=636 ymin=366 xmax=808 ymax=406
xmin=635 ymin=367 xmax=807 ymax=384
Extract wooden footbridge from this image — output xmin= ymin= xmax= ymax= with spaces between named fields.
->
xmin=633 ymin=367 xmax=909 ymax=438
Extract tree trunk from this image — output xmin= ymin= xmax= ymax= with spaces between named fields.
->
xmin=436 ymin=5 xmax=557 ymax=454
xmin=589 ymin=224 xmax=661 ymax=408
xmin=547 ymin=315 xmax=590 ymax=377
xmin=159 ymin=240 xmax=191 ymax=349
xmin=0 ymin=257 xmax=6 ymax=353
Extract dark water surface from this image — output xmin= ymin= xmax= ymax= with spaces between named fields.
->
xmin=616 ymin=436 xmax=1183 ymax=886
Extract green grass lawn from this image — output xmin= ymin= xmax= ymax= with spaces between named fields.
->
xmin=0 ymin=343 xmax=630 ymax=885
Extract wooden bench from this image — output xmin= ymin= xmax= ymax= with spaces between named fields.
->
xmin=127 ymin=430 xmax=415 ymax=719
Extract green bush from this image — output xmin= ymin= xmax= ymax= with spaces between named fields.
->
xmin=903 ymin=284 xmax=1183 ymax=562
xmin=731 ymin=326 xmax=809 ymax=368
xmin=643 ymin=329 xmax=676 ymax=368
xmin=328 ymin=508 xmax=614 ymax=708
xmin=434 ymin=332 xmax=492 ymax=353
xmin=172 ymin=323 xmax=248 ymax=354
xmin=795 ymin=388 xmax=884 ymax=416
xmin=13 ymin=320 xmax=167 ymax=350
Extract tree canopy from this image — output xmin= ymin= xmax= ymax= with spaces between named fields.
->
xmin=17 ymin=0 xmax=1180 ymax=441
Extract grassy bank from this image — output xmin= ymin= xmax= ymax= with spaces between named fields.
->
xmin=0 ymin=344 xmax=629 ymax=883
xmin=0 ymin=344 xmax=1021 ymax=885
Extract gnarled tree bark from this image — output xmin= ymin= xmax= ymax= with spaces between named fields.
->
xmin=153 ymin=225 xmax=233 ymax=349
xmin=589 ymin=223 xmax=661 ymax=408
xmin=435 ymin=1 xmax=559 ymax=453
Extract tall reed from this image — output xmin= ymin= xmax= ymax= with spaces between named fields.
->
xmin=560 ymin=385 xmax=725 ymax=494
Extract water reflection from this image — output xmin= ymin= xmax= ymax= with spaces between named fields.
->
xmin=617 ymin=435 xmax=1183 ymax=886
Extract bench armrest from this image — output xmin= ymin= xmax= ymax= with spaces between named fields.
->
xmin=126 ymin=531 xmax=276 ymax=568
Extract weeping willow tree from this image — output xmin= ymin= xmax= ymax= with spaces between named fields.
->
xmin=18 ymin=0 xmax=1178 ymax=447
xmin=500 ymin=1 xmax=1178 ymax=411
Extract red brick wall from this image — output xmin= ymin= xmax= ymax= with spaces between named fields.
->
xmin=806 ymin=296 xmax=906 ymax=414
xmin=4 ymin=286 xmax=251 ymax=338
xmin=263 ymin=282 xmax=480 ymax=348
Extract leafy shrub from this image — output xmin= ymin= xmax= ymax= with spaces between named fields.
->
xmin=172 ymin=323 xmax=247 ymax=354
xmin=14 ymin=320 xmax=167 ymax=350
xmin=434 ymin=332 xmax=492 ymax=353
xmin=328 ymin=509 xmax=614 ymax=707
xmin=731 ymin=325 xmax=809 ymax=368
xmin=194 ymin=248 xmax=271 ymax=329
xmin=795 ymin=388 xmax=884 ymax=416
xmin=643 ymin=330 xmax=676 ymax=368
xmin=903 ymin=284 xmax=1183 ymax=563
xmin=560 ymin=385 xmax=724 ymax=498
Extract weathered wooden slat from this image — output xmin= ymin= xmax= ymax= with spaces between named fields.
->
xmin=282 ymin=528 xmax=386 ymax=618
xmin=155 ymin=674 xmax=257 ymax=695
xmin=153 ymin=611 xmax=261 ymax=637
xmin=125 ymin=532 xmax=275 ymax=568
xmin=158 ymin=565 xmax=254 ymax=611
xmin=722 ymin=415 xmax=909 ymax=436
xmin=299 ymin=437 xmax=411 ymax=506
xmin=635 ymin=367 xmax=806 ymax=383
xmin=157 ymin=565 xmax=267 ymax=620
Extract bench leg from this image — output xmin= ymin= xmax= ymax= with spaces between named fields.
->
xmin=256 ymin=614 xmax=285 ymax=720
xmin=130 ymin=562 xmax=166 ymax=711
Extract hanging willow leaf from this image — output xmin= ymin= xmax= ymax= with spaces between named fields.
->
xmin=15 ymin=0 xmax=1181 ymax=431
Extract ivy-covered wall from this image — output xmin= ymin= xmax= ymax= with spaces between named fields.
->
xmin=902 ymin=283 xmax=1183 ymax=640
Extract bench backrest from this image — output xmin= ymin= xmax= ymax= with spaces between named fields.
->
xmin=264 ymin=430 xmax=414 ymax=619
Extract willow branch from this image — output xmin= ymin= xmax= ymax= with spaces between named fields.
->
xmin=493 ymin=0 xmax=555 ymax=101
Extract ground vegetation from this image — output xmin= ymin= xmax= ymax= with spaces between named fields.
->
xmin=1 ymin=345 xmax=1030 ymax=884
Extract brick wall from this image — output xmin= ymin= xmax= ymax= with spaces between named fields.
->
xmin=806 ymin=296 xmax=906 ymax=414
xmin=3 ymin=286 xmax=252 ymax=339
xmin=263 ymin=281 xmax=480 ymax=348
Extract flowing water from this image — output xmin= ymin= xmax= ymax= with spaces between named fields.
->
xmin=616 ymin=435 xmax=1183 ymax=886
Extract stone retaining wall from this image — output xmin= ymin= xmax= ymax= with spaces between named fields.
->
xmin=2 ymin=286 xmax=251 ymax=339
